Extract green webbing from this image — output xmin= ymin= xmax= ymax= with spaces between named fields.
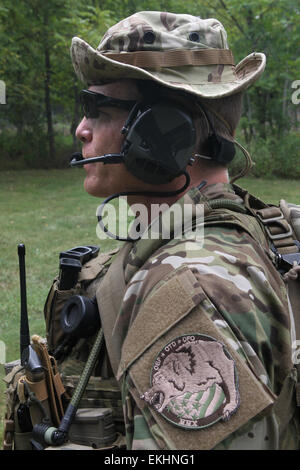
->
xmin=47 ymin=328 xmax=105 ymax=443
xmin=209 ymin=199 xmax=248 ymax=214
xmin=70 ymin=328 xmax=104 ymax=407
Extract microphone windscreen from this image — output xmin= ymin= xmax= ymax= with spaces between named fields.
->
xmin=70 ymin=152 xmax=83 ymax=163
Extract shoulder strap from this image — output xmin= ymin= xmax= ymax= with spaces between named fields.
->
xmin=210 ymin=187 xmax=300 ymax=408
xmin=96 ymin=243 xmax=133 ymax=377
xmin=233 ymin=184 xmax=300 ymax=259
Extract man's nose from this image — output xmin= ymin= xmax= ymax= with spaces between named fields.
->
xmin=76 ymin=117 xmax=92 ymax=143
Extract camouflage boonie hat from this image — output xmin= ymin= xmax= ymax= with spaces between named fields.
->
xmin=71 ymin=11 xmax=266 ymax=99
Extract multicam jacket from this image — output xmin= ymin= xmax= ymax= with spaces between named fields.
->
xmin=96 ymin=182 xmax=299 ymax=450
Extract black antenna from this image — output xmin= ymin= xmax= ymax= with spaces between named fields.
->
xmin=17 ymin=243 xmax=43 ymax=376
xmin=18 ymin=243 xmax=30 ymax=362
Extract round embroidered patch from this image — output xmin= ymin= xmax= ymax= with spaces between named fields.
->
xmin=141 ymin=333 xmax=240 ymax=430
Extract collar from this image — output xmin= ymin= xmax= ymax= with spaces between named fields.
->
xmin=124 ymin=182 xmax=244 ymax=283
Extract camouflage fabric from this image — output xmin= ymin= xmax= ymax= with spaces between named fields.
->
xmin=103 ymin=182 xmax=299 ymax=450
xmin=71 ymin=11 xmax=266 ymax=99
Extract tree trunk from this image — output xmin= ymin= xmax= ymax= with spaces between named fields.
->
xmin=70 ymin=81 xmax=80 ymax=151
xmin=256 ymin=90 xmax=268 ymax=140
xmin=282 ymin=77 xmax=289 ymax=119
xmin=44 ymin=41 xmax=55 ymax=163
xmin=245 ymin=93 xmax=255 ymax=142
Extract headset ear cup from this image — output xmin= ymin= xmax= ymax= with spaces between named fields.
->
xmin=206 ymin=134 xmax=235 ymax=164
xmin=122 ymin=102 xmax=196 ymax=185
xmin=207 ymin=134 xmax=221 ymax=160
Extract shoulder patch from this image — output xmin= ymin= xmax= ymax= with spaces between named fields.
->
xmin=141 ymin=333 xmax=239 ymax=430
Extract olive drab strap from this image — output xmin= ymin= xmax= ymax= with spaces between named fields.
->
xmin=96 ymin=242 xmax=133 ymax=378
xmin=222 ymin=187 xmax=300 ymax=411
xmin=280 ymin=200 xmax=300 ymax=242
xmin=255 ymin=205 xmax=298 ymax=256
xmin=277 ymin=201 xmax=300 ymax=407
xmin=233 ymin=185 xmax=300 ymax=259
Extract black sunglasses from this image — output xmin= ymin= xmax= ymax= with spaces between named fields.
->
xmin=80 ymin=89 xmax=137 ymax=119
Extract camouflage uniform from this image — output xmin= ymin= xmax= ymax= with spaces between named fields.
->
xmin=95 ymin=183 xmax=299 ymax=450
xmin=68 ymin=12 xmax=299 ymax=449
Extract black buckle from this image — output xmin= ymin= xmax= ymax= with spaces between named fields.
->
xmin=275 ymin=240 xmax=300 ymax=273
xmin=58 ymin=245 xmax=100 ymax=290
xmin=59 ymin=245 xmax=99 ymax=264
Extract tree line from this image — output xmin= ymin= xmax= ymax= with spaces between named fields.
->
xmin=0 ymin=0 xmax=299 ymax=176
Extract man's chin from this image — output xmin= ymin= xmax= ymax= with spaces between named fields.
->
xmin=84 ymin=176 xmax=108 ymax=198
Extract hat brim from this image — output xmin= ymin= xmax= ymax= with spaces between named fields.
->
xmin=71 ymin=37 xmax=266 ymax=99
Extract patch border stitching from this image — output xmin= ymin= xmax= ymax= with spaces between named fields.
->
xmin=144 ymin=332 xmax=240 ymax=430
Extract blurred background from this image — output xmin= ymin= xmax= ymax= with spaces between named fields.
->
xmin=0 ymin=0 xmax=299 ymax=177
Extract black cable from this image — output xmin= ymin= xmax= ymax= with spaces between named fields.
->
xmin=97 ymin=171 xmax=191 ymax=242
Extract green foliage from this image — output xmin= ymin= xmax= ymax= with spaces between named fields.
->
xmin=0 ymin=131 xmax=74 ymax=170
xmin=230 ymin=131 xmax=300 ymax=179
xmin=0 ymin=0 xmax=299 ymax=175
xmin=196 ymin=0 xmax=300 ymax=140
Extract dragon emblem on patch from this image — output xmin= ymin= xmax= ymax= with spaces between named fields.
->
xmin=141 ymin=334 xmax=240 ymax=429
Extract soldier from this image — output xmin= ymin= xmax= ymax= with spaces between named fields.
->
xmin=67 ymin=11 xmax=300 ymax=450
xmin=4 ymin=11 xmax=299 ymax=451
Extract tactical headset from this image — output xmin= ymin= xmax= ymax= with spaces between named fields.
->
xmin=70 ymin=89 xmax=236 ymax=241
xmin=70 ymin=89 xmax=236 ymax=185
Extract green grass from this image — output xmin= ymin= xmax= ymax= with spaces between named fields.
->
xmin=0 ymin=169 xmax=299 ymax=447
xmin=0 ymin=169 xmax=120 ymax=447
xmin=0 ymin=169 xmax=119 ymax=350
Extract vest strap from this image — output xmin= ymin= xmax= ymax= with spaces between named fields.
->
xmin=96 ymin=243 xmax=133 ymax=378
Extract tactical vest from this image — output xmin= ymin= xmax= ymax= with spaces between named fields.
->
xmin=3 ymin=247 xmax=124 ymax=450
xmin=96 ymin=184 xmax=300 ymax=450
xmin=3 ymin=184 xmax=300 ymax=450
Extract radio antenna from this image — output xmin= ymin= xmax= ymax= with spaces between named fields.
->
xmin=18 ymin=243 xmax=30 ymax=362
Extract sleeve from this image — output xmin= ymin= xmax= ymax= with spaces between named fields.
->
xmin=117 ymin=265 xmax=277 ymax=450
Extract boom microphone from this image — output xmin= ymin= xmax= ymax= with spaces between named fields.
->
xmin=70 ymin=152 xmax=124 ymax=167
